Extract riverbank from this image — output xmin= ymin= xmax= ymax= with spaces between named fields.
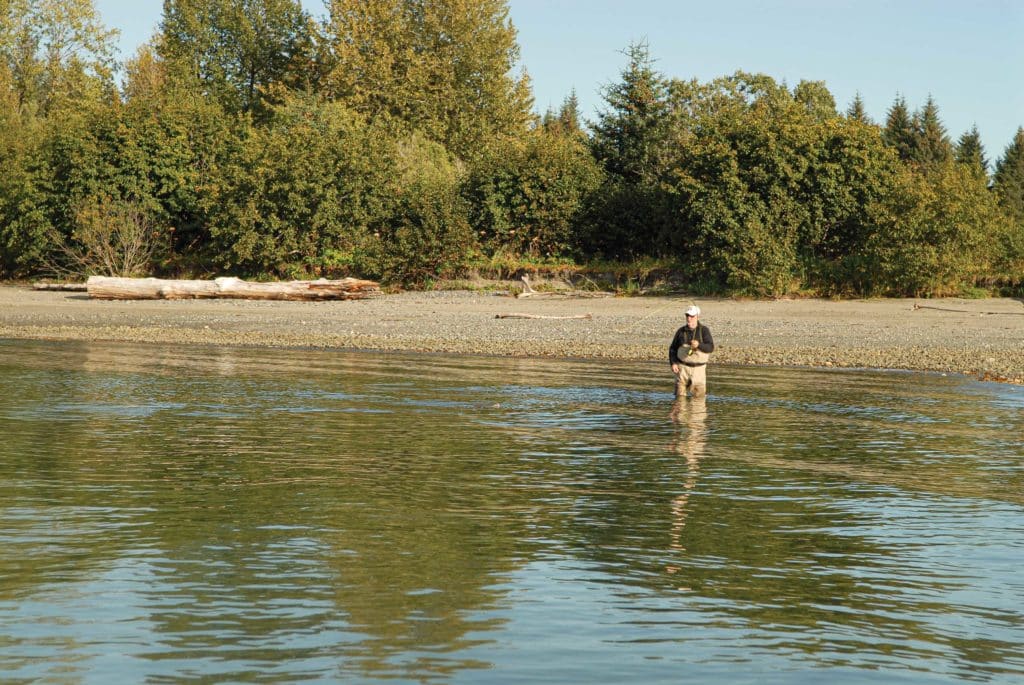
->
xmin=1 ymin=284 xmax=1022 ymax=383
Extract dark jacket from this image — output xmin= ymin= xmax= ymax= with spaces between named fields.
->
xmin=669 ymin=323 xmax=714 ymax=365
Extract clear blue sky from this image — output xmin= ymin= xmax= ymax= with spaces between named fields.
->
xmin=94 ymin=0 xmax=1023 ymax=163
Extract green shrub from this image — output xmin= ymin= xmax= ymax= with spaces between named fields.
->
xmin=862 ymin=163 xmax=1010 ymax=296
xmin=356 ymin=133 xmax=476 ymax=286
xmin=205 ymin=95 xmax=395 ymax=278
xmin=464 ymin=127 xmax=603 ymax=258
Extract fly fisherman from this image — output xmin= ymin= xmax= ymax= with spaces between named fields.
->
xmin=669 ymin=305 xmax=715 ymax=398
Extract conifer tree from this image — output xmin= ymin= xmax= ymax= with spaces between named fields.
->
xmin=954 ymin=125 xmax=988 ymax=180
xmin=557 ymin=91 xmax=584 ymax=137
xmin=845 ymin=92 xmax=871 ymax=124
xmin=993 ymin=127 xmax=1024 ymax=225
xmin=912 ymin=95 xmax=952 ymax=169
xmin=590 ymin=40 xmax=672 ymax=183
xmin=882 ymin=94 xmax=915 ymax=161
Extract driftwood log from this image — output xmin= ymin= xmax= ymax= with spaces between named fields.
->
xmin=496 ymin=312 xmax=592 ymax=320
xmin=32 ymin=282 xmax=88 ymax=291
xmin=515 ymin=274 xmax=612 ymax=299
xmin=86 ymin=276 xmax=379 ymax=301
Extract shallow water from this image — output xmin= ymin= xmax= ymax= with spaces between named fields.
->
xmin=1 ymin=339 xmax=1022 ymax=684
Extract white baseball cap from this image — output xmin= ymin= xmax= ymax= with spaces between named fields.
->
xmin=685 ymin=305 xmax=700 ymax=317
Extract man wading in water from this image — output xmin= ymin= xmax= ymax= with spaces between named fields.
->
xmin=669 ymin=305 xmax=715 ymax=398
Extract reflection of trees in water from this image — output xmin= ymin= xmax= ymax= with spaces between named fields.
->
xmin=0 ymin=353 xmax=535 ymax=681
xmin=3 ymin=345 xmax=1022 ymax=678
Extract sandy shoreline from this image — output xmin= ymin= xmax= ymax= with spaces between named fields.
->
xmin=1 ymin=285 xmax=1022 ymax=383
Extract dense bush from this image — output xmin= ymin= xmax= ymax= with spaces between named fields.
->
xmin=356 ymin=133 xmax=476 ymax=286
xmin=0 ymin=109 xmax=51 ymax=276
xmin=204 ymin=96 xmax=396 ymax=278
xmin=463 ymin=125 xmax=603 ymax=258
xmin=862 ymin=163 xmax=1016 ymax=296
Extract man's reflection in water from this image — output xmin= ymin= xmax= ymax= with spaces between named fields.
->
xmin=667 ymin=397 xmax=707 ymax=574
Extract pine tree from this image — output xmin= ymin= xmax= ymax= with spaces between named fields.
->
xmin=994 ymin=127 xmax=1024 ymax=224
xmin=912 ymin=95 xmax=952 ymax=169
xmin=590 ymin=41 xmax=671 ymax=183
xmin=882 ymin=94 xmax=915 ymax=162
xmin=954 ymin=125 xmax=988 ymax=181
xmin=541 ymin=90 xmax=584 ymax=139
xmin=845 ymin=92 xmax=871 ymax=124
xmin=557 ymin=91 xmax=583 ymax=137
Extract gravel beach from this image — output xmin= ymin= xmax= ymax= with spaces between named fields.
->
xmin=1 ymin=284 xmax=1022 ymax=383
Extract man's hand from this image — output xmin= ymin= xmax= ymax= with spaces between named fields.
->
xmin=690 ymin=339 xmax=699 ymax=350
xmin=671 ymin=363 xmax=680 ymax=374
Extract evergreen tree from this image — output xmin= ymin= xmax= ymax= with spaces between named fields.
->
xmin=882 ymin=94 xmax=915 ymax=162
xmin=993 ymin=127 xmax=1024 ymax=225
xmin=159 ymin=0 xmax=316 ymax=119
xmin=590 ymin=40 xmax=672 ymax=183
xmin=954 ymin=125 xmax=988 ymax=181
xmin=845 ymin=92 xmax=871 ymax=124
xmin=912 ymin=95 xmax=952 ymax=169
xmin=541 ymin=91 xmax=584 ymax=138
xmin=557 ymin=90 xmax=584 ymax=137
xmin=322 ymin=0 xmax=533 ymax=161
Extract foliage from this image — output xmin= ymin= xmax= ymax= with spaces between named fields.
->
xmin=158 ymin=0 xmax=316 ymax=120
xmin=463 ymin=123 xmax=603 ymax=258
xmin=993 ymin=127 xmax=1024 ymax=226
xmin=590 ymin=41 xmax=674 ymax=184
xmin=861 ymin=162 xmax=1010 ymax=296
xmin=911 ymin=95 xmax=953 ymax=171
xmin=119 ymin=50 xmax=236 ymax=272
xmin=666 ymin=73 xmax=899 ymax=296
xmin=793 ymin=80 xmax=837 ymax=120
xmin=203 ymin=94 xmax=395 ymax=278
xmin=845 ymin=93 xmax=871 ymax=124
xmin=0 ymin=7 xmax=1021 ymax=296
xmin=356 ymin=132 xmax=476 ymax=286
xmin=321 ymin=0 xmax=533 ymax=161
xmin=0 ymin=113 xmax=51 ymax=276
xmin=0 ymin=0 xmax=118 ymax=115
xmin=581 ymin=41 xmax=680 ymax=261
xmin=955 ymin=125 xmax=989 ymax=181
xmin=882 ymin=95 xmax=916 ymax=162
xmin=541 ymin=91 xmax=585 ymax=139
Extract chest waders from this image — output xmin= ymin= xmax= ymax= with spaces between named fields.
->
xmin=677 ymin=324 xmax=710 ymax=366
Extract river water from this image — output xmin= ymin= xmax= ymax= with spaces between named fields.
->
xmin=1 ymin=339 xmax=1022 ymax=684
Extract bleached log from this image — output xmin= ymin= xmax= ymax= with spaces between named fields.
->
xmin=32 ymin=282 xmax=88 ymax=291
xmin=496 ymin=312 xmax=592 ymax=320
xmin=515 ymin=273 xmax=613 ymax=299
xmin=86 ymin=276 xmax=379 ymax=301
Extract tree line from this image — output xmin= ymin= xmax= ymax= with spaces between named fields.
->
xmin=2 ymin=0 xmax=1022 ymax=296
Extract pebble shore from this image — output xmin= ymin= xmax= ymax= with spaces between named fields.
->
xmin=1 ymin=285 xmax=1022 ymax=384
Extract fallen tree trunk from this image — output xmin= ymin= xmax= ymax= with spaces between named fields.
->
xmin=86 ymin=276 xmax=379 ymax=301
xmin=33 ymin=282 xmax=88 ymax=291
xmin=496 ymin=312 xmax=592 ymax=320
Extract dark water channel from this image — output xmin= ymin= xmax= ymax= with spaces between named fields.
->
xmin=1 ymin=339 xmax=1022 ymax=684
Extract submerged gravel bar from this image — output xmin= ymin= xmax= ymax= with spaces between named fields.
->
xmin=1 ymin=285 xmax=1022 ymax=383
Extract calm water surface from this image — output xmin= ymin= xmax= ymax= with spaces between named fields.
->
xmin=1 ymin=339 xmax=1022 ymax=684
